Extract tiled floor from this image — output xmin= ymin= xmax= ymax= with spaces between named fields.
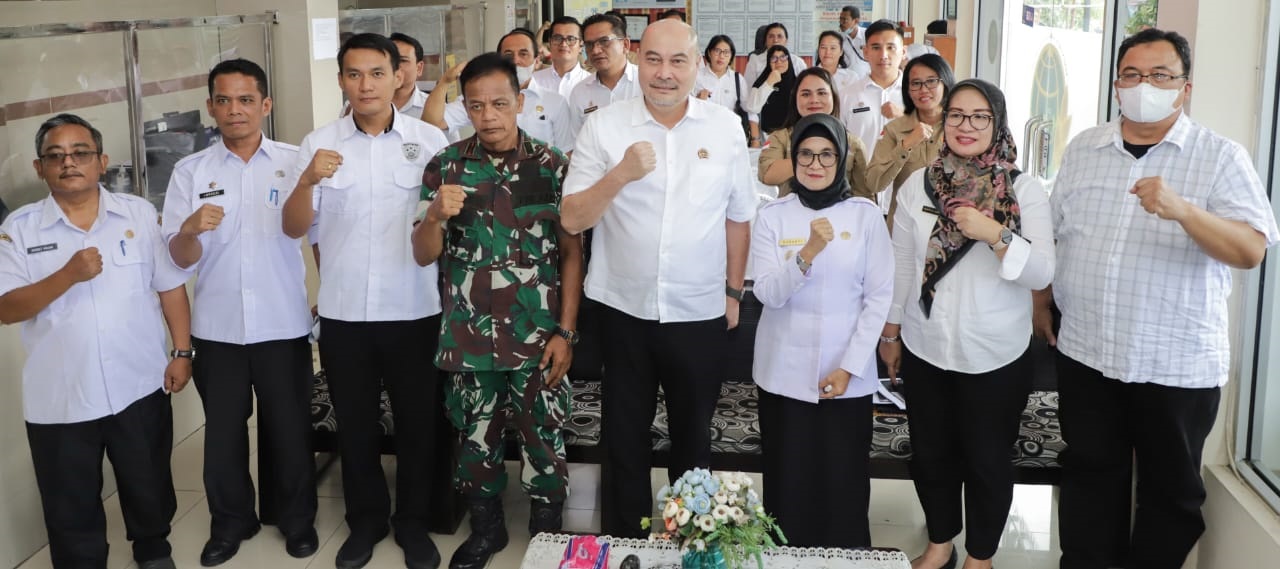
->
xmin=15 ymin=426 xmax=1062 ymax=569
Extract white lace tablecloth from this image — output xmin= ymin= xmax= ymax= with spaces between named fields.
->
xmin=519 ymin=534 xmax=910 ymax=569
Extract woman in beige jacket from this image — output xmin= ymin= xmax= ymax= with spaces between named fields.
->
xmin=757 ymin=67 xmax=873 ymax=199
xmin=867 ymin=54 xmax=955 ymax=228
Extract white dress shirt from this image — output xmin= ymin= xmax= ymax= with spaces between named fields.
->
xmin=888 ymin=170 xmax=1055 ymax=374
xmin=694 ymin=66 xmax=759 ymax=123
xmin=752 ymin=195 xmax=893 ymax=402
xmin=161 ymin=136 xmax=310 ymax=345
xmin=567 ymin=63 xmax=643 ymax=137
xmin=531 ymin=63 xmax=593 ymax=100
xmin=0 ymin=189 xmax=189 ymax=424
xmin=294 ymin=110 xmax=449 ymax=322
xmin=842 ymin=26 xmax=866 ymax=69
xmin=441 ymin=86 xmax=576 ymax=152
xmin=1051 ymin=115 xmax=1280 ymax=388
xmin=743 ymin=52 xmax=808 ymax=90
xmin=563 ymin=97 xmax=758 ymax=322
xmin=841 ymin=73 xmax=905 ymax=211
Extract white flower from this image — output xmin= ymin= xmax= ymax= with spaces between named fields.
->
xmin=712 ymin=504 xmax=731 ymax=522
xmin=694 ymin=539 xmax=707 ymax=552
xmin=725 ymin=480 xmax=741 ymax=493
xmin=663 ymin=500 xmax=680 ymax=519
xmin=730 ymin=506 xmax=746 ymax=524
xmin=741 ymin=475 xmax=755 ymax=488
xmin=676 ymin=508 xmax=693 ymax=526
xmin=714 ymin=492 xmax=730 ymax=505
xmin=696 ymin=514 xmax=717 ymax=532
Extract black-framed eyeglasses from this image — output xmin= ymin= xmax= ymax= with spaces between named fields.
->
xmin=769 ymin=55 xmax=789 ymax=63
xmin=1116 ymin=71 xmax=1188 ymax=88
xmin=709 ymin=48 xmax=732 ymax=57
xmin=39 ymin=150 xmax=100 ymax=166
xmin=944 ymin=111 xmax=993 ymax=130
xmin=583 ymin=36 xmax=622 ymax=51
xmin=909 ymin=77 xmax=942 ymax=91
xmin=550 ymin=34 xmax=580 ymax=46
xmin=795 ymin=149 xmax=839 ymax=168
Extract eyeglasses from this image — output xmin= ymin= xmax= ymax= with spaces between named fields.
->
xmin=550 ymin=34 xmax=580 ymax=46
xmin=944 ymin=111 xmax=993 ymax=130
xmin=909 ymin=77 xmax=942 ymax=91
xmin=709 ymin=48 xmax=732 ymax=57
xmin=583 ymin=36 xmax=622 ymax=51
xmin=1116 ymin=71 xmax=1187 ymax=87
xmin=39 ymin=150 xmax=100 ymax=166
xmin=769 ymin=55 xmax=789 ymax=63
xmin=795 ymin=149 xmax=839 ymax=167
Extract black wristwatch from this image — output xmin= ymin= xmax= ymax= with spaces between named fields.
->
xmin=554 ymin=327 xmax=580 ymax=346
xmin=725 ymin=283 xmax=745 ymax=302
xmin=170 ymin=348 xmax=196 ymax=360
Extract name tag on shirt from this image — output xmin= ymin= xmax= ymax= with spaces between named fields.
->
xmin=921 ymin=205 xmax=941 ymax=216
xmin=584 ymin=105 xmax=599 ymax=115
xmin=199 ymin=189 xmax=225 ymax=199
xmin=27 ymin=243 xmax=57 ymax=255
xmin=851 ymin=106 xmax=871 ymax=114
xmin=778 ymin=238 xmax=805 ymax=247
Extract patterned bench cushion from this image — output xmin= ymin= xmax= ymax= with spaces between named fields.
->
xmin=310 ymin=374 xmax=1062 ymax=471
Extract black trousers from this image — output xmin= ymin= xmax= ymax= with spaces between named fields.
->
xmin=599 ymin=305 xmax=728 ymax=537
xmin=901 ymin=348 xmax=1033 ymax=560
xmin=319 ymin=316 xmax=441 ymax=536
xmin=192 ymin=336 xmax=316 ymax=539
xmin=26 ymin=389 xmax=176 ymax=568
xmin=1056 ymin=353 xmax=1220 ymax=569
xmin=758 ymin=389 xmax=872 ymax=548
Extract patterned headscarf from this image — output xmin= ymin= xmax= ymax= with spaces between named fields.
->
xmin=920 ymin=79 xmax=1021 ymax=317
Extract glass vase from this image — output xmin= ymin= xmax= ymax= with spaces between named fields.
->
xmin=681 ymin=543 xmax=728 ymax=569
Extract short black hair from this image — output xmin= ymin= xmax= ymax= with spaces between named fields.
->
xmin=35 ymin=113 xmax=104 ymax=155
xmin=817 ymin=31 xmax=848 ymax=68
xmin=659 ymin=9 xmax=685 ymax=22
xmin=783 ymin=67 xmax=842 ymax=130
xmin=865 ymin=19 xmax=903 ymax=42
xmin=389 ymin=32 xmax=424 ymax=64
xmin=765 ymin=22 xmax=789 ymax=39
xmin=926 ymin=20 xmax=948 ymax=35
xmin=842 ymin=6 xmax=861 ymax=19
xmin=583 ymin=13 xmax=626 ymax=38
xmin=337 ymin=33 xmax=400 ymax=72
xmin=901 ymin=53 xmax=955 ymax=115
xmin=551 ymin=16 xmax=582 ymax=36
xmin=208 ymin=58 xmax=269 ymax=99
xmin=498 ymin=28 xmax=537 ymax=52
xmin=704 ymin=34 xmax=737 ymax=61
xmin=460 ymin=51 xmax=521 ymax=98
xmin=1117 ymin=27 xmax=1192 ymax=77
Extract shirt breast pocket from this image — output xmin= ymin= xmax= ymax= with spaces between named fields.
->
xmin=687 ymin=159 xmax=729 ymax=206
xmin=110 ymin=241 xmax=150 ymax=295
xmin=394 ymin=163 xmax=426 ymax=207
xmin=514 ymin=204 xmax=559 ymax=267
xmin=321 ymin=171 xmax=357 ymax=214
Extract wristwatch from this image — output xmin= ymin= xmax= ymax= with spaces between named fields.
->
xmin=725 ymin=283 xmax=745 ymax=302
xmin=170 ymin=348 xmax=196 ymax=360
xmin=795 ymin=253 xmax=812 ymax=275
xmin=554 ymin=327 xmax=580 ymax=346
xmin=992 ymin=228 xmax=1013 ymax=251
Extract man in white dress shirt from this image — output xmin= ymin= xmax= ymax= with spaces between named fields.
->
xmin=1038 ymin=29 xmax=1280 ymax=569
xmin=281 ymin=33 xmax=450 ymax=569
xmin=742 ymin=23 xmax=809 ymax=88
xmin=531 ymin=16 xmax=592 ymax=99
xmin=423 ymin=29 xmax=576 ymax=153
xmin=161 ymin=59 xmax=318 ymax=566
xmin=561 ymin=19 xmax=757 ymax=538
xmin=0 ymin=114 xmax=193 ymax=569
xmin=839 ymin=5 xmax=868 ymax=73
xmin=567 ymin=13 xmax=643 ymax=137
xmin=841 ymin=19 xmax=905 ymax=212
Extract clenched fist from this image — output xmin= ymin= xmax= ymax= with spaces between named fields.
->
xmin=1130 ymin=176 xmax=1190 ymax=221
xmin=951 ymin=206 xmax=1002 ymax=244
xmin=301 ymin=149 xmax=344 ymax=187
xmin=616 ymin=142 xmax=657 ymax=183
xmin=427 ymin=184 xmax=467 ymax=223
xmin=881 ymin=101 xmax=905 ymax=120
xmin=803 ymin=217 xmax=835 ymax=257
xmin=63 ymin=247 xmax=103 ymax=283
xmin=901 ymin=121 xmax=934 ymax=150
xmin=179 ymin=204 xmax=225 ymax=236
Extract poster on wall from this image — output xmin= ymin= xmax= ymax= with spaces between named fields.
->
xmin=565 ymin=0 xmax=611 ymax=23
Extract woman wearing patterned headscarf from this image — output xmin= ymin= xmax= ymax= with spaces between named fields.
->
xmin=878 ymin=79 xmax=1055 ymax=569
xmin=752 ymin=113 xmax=892 ymax=548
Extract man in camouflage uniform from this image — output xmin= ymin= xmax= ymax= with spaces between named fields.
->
xmin=411 ymin=52 xmax=584 ymax=569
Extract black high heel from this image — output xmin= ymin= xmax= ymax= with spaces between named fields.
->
xmin=940 ymin=545 xmax=958 ymax=569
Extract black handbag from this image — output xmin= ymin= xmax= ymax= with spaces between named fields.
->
xmin=732 ymin=72 xmax=752 ymax=143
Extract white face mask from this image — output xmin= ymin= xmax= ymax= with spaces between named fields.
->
xmin=1117 ymin=82 xmax=1183 ymax=123
xmin=516 ymin=64 xmax=535 ymax=85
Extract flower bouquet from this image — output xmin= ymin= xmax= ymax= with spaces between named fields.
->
xmin=641 ymin=468 xmax=786 ymax=569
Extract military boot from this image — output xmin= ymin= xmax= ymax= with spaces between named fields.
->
xmin=448 ymin=496 xmax=509 ymax=569
xmin=528 ymin=500 xmax=564 ymax=535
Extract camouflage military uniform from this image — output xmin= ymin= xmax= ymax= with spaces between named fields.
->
xmin=422 ymin=131 xmax=571 ymax=503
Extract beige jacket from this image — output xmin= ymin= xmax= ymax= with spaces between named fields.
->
xmin=757 ymin=126 xmax=873 ymax=199
xmin=867 ymin=112 xmax=945 ymax=228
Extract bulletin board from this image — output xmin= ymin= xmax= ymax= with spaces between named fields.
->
xmin=690 ymin=0 xmax=818 ymax=54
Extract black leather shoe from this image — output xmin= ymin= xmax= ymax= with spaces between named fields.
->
xmin=528 ymin=501 xmax=564 ymax=535
xmin=200 ymin=525 xmax=261 ymax=567
xmin=395 ymin=531 xmax=442 ymax=569
xmin=336 ymin=525 xmax=389 ymax=569
xmin=138 ymin=558 xmax=177 ymax=569
xmin=941 ymin=546 xmax=958 ymax=569
xmin=285 ymin=527 xmax=319 ymax=559
xmin=448 ymin=497 xmax=509 ymax=569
